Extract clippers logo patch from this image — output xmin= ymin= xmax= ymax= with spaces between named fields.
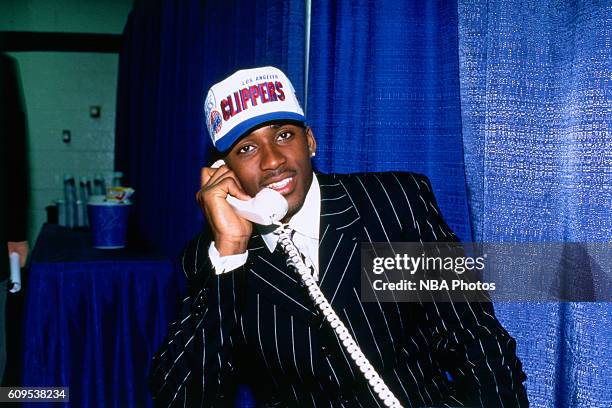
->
xmin=204 ymin=92 xmax=216 ymax=136
xmin=210 ymin=110 xmax=222 ymax=135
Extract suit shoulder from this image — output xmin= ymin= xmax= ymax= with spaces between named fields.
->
xmin=383 ymin=172 xmax=433 ymax=192
xmin=321 ymin=171 xmax=431 ymax=191
xmin=370 ymin=171 xmax=429 ymax=183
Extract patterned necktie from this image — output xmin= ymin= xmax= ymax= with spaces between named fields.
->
xmin=274 ymin=224 xmax=318 ymax=281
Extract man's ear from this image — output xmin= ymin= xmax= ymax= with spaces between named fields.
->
xmin=305 ymin=127 xmax=317 ymax=157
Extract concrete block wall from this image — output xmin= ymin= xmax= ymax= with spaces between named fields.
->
xmin=0 ymin=0 xmax=132 ymax=243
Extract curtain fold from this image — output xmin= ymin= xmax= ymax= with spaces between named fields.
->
xmin=115 ymin=0 xmax=204 ymax=259
xmin=458 ymin=1 xmax=612 ymax=406
xmin=307 ymin=0 xmax=473 ymax=242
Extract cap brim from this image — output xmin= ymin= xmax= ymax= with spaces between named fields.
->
xmin=215 ymin=111 xmax=306 ymax=152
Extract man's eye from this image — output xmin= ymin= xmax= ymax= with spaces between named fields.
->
xmin=277 ymin=131 xmax=293 ymax=141
xmin=237 ymin=145 xmax=255 ymax=154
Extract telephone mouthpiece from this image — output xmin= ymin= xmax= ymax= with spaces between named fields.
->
xmin=226 ymin=188 xmax=288 ymax=226
xmin=254 ymin=188 xmax=288 ymax=224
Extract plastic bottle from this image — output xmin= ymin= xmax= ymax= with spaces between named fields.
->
xmin=93 ymin=174 xmax=106 ymax=195
xmin=63 ymin=174 xmax=77 ymax=228
xmin=57 ymin=199 xmax=67 ymax=227
xmin=112 ymin=171 xmax=123 ymax=187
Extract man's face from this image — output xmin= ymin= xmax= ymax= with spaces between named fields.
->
xmin=224 ymin=123 xmax=317 ymax=221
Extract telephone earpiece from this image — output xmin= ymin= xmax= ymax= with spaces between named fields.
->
xmin=211 ymin=159 xmax=226 ymax=169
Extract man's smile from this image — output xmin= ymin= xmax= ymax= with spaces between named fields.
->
xmin=264 ymin=175 xmax=295 ymax=195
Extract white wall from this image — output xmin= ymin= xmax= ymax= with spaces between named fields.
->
xmin=0 ymin=0 xmax=132 ymax=243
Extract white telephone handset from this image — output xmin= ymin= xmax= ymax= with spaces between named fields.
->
xmin=210 ymin=160 xmax=288 ymax=225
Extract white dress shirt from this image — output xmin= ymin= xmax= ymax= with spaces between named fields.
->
xmin=209 ymin=174 xmax=321 ymax=279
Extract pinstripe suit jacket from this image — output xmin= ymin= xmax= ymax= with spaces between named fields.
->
xmin=149 ymin=172 xmax=528 ymax=407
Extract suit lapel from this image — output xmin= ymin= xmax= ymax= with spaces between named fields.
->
xmin=246 ymin=234 xmax=318 ymax=322
xmin=318 ymin=173 xmax=404 ymax=370
xmin=317 ymin=173 xmax=363 ymax=307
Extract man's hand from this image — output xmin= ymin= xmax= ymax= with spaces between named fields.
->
xmin=197 ymin=164 xmax=253 ymax=256
xmin=7 ymin=241 xmax=29 ymax=267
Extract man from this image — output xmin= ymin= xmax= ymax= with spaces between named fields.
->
xmin=149 ymin=67 xmax=528 ymax=407
xmin=0 ymin=53 xmax=30 ymax=383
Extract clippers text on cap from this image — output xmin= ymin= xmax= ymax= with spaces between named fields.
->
xmin=220 ymin=81 xmax=286 ymax=121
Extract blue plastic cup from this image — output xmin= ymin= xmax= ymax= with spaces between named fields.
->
xmin=87 ymin=195 xmax=131 ymax=249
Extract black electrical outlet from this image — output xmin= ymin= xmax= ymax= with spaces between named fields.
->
xmin=90 ymin=105 xmax=101 ymax=118
xmin=62 ymin=130 xmax=71 ymax=143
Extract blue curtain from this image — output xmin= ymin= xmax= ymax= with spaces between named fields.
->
xmin=115 ymin=0 xmax=611 ymax=406
xmin=115 ymin=0 xmax=305 ymax=260
xmin=115 ymin=0 xmax=206 ymax=260
xmin=458 ymin=1 xmax=612 ymax=406
xmin=308 ymin=0 xmax=473 ymax=242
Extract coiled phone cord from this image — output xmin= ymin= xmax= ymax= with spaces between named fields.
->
xmin=276 ymin=224 xmax=403 ymax=408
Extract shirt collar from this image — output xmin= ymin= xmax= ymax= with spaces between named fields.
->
xmin=260 ymin=173 xmax=320 ymax=253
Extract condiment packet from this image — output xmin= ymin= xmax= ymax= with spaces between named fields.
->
xmin=106 ymin=187 xmax=135 ymax=203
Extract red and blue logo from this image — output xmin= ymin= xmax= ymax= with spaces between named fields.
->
xmin=210 ymin=110 xmax=222 ymax=135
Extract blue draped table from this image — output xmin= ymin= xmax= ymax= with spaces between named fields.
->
xmin=22 ymin=224 xmax=183 ymax=407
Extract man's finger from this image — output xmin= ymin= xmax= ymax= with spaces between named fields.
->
xmin=203 ymin=166 xmax=233 ymax=189
xmin=216 ymin=177 xmax=252 ymax=201
xmin=201 ymin=166 xmax=222 ymax=188
xmin=201 ymin=167 xmax=210 ymax=188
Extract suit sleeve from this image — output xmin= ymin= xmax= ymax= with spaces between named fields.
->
xmin=398 ymin=173 xmax=529 ymax=407
xmin=148 ymin=233 xmax=243 ymax=407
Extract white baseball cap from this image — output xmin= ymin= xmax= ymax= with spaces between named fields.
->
xmin=204 ymin=66 xmax=305 ymax=152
